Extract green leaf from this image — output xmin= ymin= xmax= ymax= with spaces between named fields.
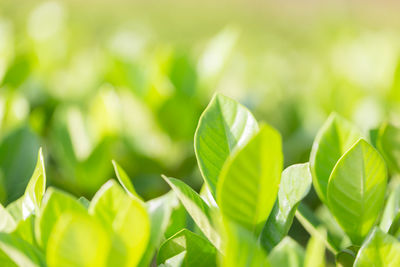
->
xmin=157 ymin=229 xmax=218 ymax=267
xmin=6 ymin=197 xmax=24 ymax=222
xmin=336 ymin=245 xmax=359 ymax=267
xmin=310 ymin=113 xmax=362 ymax=204
xmin=217 ymin=124 xmax=283 ymax=233
xmin=354 ymin=227 xmax=400 ymax=267
xmin=35 ymin=188 xmax=87 ymax=250
xmin=0 ymin=232 xmax=46 ymax=267
xmin=46 ymin=212 xmax=111 ymax=267
xmin=139 ymin=192 xmax=175 ymax=266
xmin=380 ymin=184 xmax=400 ymax=236
xmin=162 ymin=176 xmax=221 ymax=249
xmin=269 ymin=237 xmax=304 ymax=267
xmin=194 ymin=93 xmax=258 ymax=197
xmin=327 ymin=139 xmax=387 ymax=245
xmin=304 ymin=229 xmax=326 ymax=267
xmin=377 ymin=122 xmax=400 ymax=173
xmin=112 ymin=160 xmax=141 ymax=199
xmin=0 ymin=204 xmax=16 ymax=233
xmin=222 ymin=220 xmax=270 ymax=267
xmin=260 ymin=163 xmax=312 ymax=252
xmin=89 ymin=180 xmax=150 ymax=267
xmin=21 ymin=148 xmax=46 ymax=220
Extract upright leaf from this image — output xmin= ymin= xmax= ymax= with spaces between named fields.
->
xmin=162 ymin=176 xmax=221 ymax=249
xmin=47 ymin=212 xmax=111 ymax=267
xmin=310 ymin=113 xmax=362 ymax=204
xmin=327 ymin=139 xmax=387 ymax=245
xmin=377 ymin=122 xmax=400 ymax=173
xmin=35 ymin=188 xmax=87 ymax=250
xmin=354 ymin=228 xmax=400 ymax=267
xmin=222 ymin=220 xmax=270 ymax=267
xmin=112 ymin=160 xmax=141 ymax=199
xmin=157 ymin=229 xmax=218 ymax=267
xmin=217 ymin=124 xmax=283 ymax=233
xmin=269 ymin=237 xmax=304 ymax=267
xmin=0 ymin=204 xmax=16 ymax=233
xmin=380 ymin=184 xmax=400 ymax=236
xmin=195 ymin=93 xmax=258 ymax=197
xmin=89 ymin=180 xmax=150 ymax=267
xmin=260 ymin=163 xmax=312 ymax=251
xmin=304 ymin=229 xmax=326 ymax=267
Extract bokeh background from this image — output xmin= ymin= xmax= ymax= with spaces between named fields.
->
xmin=1 ymin=0 xmax=400 ymax=206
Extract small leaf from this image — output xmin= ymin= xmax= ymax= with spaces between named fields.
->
xmin=222 ymin=220 xmax=270 ymax=267
xmin=377 ymin=122 xmax=400 ymax=173
xmin=35 ymin=188 xmax=87 ymax=250
xmin=89 ymin=180 xmax=150 ymax=267
xmin=157 ymin=229 xmax=218 ymax=267
xmin=162 ymin=176 xmax=221 ymax=249
xmin=217 ymin=124 xmax=283 ymax=233
xmin=269 ymin=237 xmax=304 ymax=267
xmin=112 ymin=160 xmax=141 ymax=199
xmin=47 ymin=212 xmax=111 ymax=267
xmin=21 ymin=148 xmax=46 ymax=219
xmin=195 ymin=93 xmax=258 ymax=197
xmin=327 ymin=139 xmax=387 ymax=245
xmin=139 ymin=192 xmax=175 ymax=266
xmin=354 ymin=227 xmax=400 ymax=267
xmin=260 ymin=163 xmax=312 ymax=252
xmin=310 ymin=113 xmax=362 ymax=204
xmin=304 ymin=229 xmax=326 ymax=267
xmin=380 ymin=184 xmax=400 ymax=236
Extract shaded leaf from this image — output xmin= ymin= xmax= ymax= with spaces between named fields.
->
xmin=310 ymin=113 xmax=362 ymax=204
xmin=377 ymin=122 xmax=400 ymax=173
xmin=380 ymin=184 xmax=400 ymax=236
xmin=195 ymin=93 xmax=258 ymax=197
xmin=112 ymin=160 xmax=141 ymax=199
xmin=269 ymin=237 xmax=304 ymax=267
xmin=260 ymin=163 xmax=312 ymax=252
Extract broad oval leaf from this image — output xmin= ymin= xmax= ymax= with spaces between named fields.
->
xmin=35 ymin=188 xmax=87 ymax=250
xmin=354 ymin=227 xmax=400 ymax=267
xmin=269 ymin=237 xmax=304 ymax=267
xmin=21 ymin=148 xmax=46 ymax=220
xmin=327 ymin=139 xmax=387 ymax=245
xmin=260 ymin=163 xmax=312 ymax=252
xmin=157 ymin=229 xmax=218 ymax=267
xmin=377 ymin=122 xmax=400 ymax=173
xmin=310 ymin=113 xmax=362 ymax=204
xmin=47 ymin=212 xmax=111 ymax=267
xmin=162 ymin=176 xmax=221 ymax=249
xmin=89 ymin=180 xmax=150 ymax=267
xmin=195 ymin=93 xmax=258 ymax=197
xmin=217 ymin=124 xmax=283 ymax=233
xmin=111 ymin=160 xmax=141 ymax=199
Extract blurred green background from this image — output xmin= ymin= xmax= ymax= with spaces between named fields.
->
xmin=0 ymin=0 xmax=400 ymax=204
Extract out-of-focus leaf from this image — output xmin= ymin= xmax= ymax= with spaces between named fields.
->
xmin=377 ymin=122 xmax=400 ymax=173
xmin=380 ymin=184 xmax=400 ymax=236
xmin=217 ymin=124 xmax=282 ymax=234
xmin=260 ymin=163 xmax=312 ymax=252
xmin=21 ymin=148 xmax=46 ymax=219
xmin=35 ymin=188 xmax=87 ymax=250
xmin=269 ymin=237 xmax=304 ymax=267
xmin=139 ymin=192 xmax=175 ymax=266
xmin=13 ymin=215 xmax=35 ymax=244
xmin=194 ymin=93 xmax=258 ymax=197
xmin=310 ymin=113 xmax=362 ymax=204
xmin=0 ymin=127 xmax=40 ymax=204
xmin=354 ymin=227 xmax=400 ymax=267
xmin=0 ymin=204 xmax=16 ymax=233
xmin=304 ymin=229 xmax=326 ymax=267
xmin=0 ymin=232 xmax=45 ymax=267
xmin=222 ymin=220 xmax=269 ymax=267
xmin=112 ymin=160 xmax=141 ymax=199
xmin=157 ymin=229 xmax=218 ymax=267
xmin=46 ymin=212 xmax=111 ymax=267
xmin=89 ymin=180 xmax=150 ymax=267
xmin=295 ymin=203 xmax=340 ymax=254
xmin=6 ymin=197 xmax=23 ymax=222
xmin=77 ymin=197 xmax=90 ymax=209
xmin=162 ymin=176 xmax=220 ymax=249
xmin=336 ymin=245 xmax=359 ymax=267
xmin=327 ymin=139 xmax=387 ymax=245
